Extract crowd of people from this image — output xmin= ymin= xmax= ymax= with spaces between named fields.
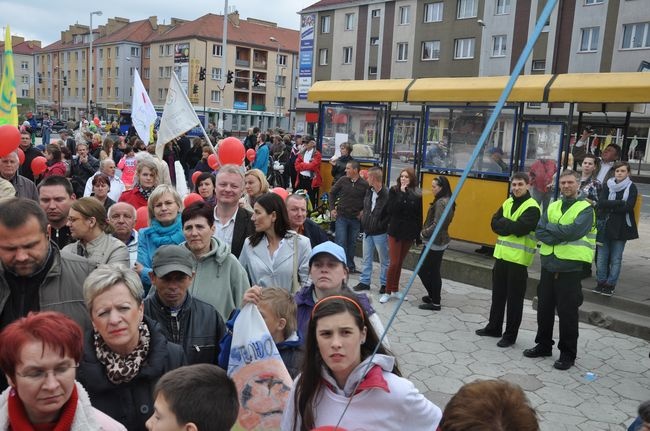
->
xmin=0 ymin=119 xmax=643 ymax=430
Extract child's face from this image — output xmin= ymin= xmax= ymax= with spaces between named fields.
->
xmin=202 ymin=150 xmax=209 ymax=160
xmin=146 ymin=394 xmax=186 ymax=431
xmin=258 ymin=302 xmax=286 ymax=344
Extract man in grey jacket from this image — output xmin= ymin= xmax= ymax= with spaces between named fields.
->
xmin=0 ymin=198 xmax=93 ymax=333
xmin=354 ymin=167 xmax=390 ymax=293
xmin=0 ymin=151 xmax=38 ymax=200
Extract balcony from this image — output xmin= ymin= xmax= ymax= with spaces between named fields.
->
xmin=235 ymin=59 xmax=250 ymax=68
xmin=253 ymin=60 xmax=267 ymax=69
xmin=251 ymin=84 xmax=266 ymax=93
xmin=235 ymin=79 xmax=249 ymax=90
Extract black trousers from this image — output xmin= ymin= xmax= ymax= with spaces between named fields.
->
xmin=535 ymin=268 xmax=582 ymax=360
xmin=297 ymin=175 xmax=319 ymax=208
xmin=417 ymin=248 xmax=445 ymax=305
xmin=485 ymin=259 xmax=528 ymax=342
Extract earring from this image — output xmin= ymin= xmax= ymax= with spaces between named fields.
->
xmin=138 ymin=321 xmax=144 ymax=330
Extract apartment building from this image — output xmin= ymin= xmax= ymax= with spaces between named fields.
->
xmin=296 ymin=0 xmax=650 ymax=140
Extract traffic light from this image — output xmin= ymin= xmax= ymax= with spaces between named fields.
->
xmin=63 ymin=75 xmax=67 ymax=86
xmin=226 ymin=70 xmax=233 ymax=84
xmin=37 ymin=73 xmax=42 ymax=84
xmin=199 ymin=67 xmax=206 ymax=81
xmin=253 ymin=74 xmax=260 ymax=87
xmin=192 ymin=84 xmax=199 ymax=95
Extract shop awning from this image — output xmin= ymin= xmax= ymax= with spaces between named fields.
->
xmin=547 ymin=72 xmax=650 ymax=103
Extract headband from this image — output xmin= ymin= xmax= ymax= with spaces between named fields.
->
xmin=311 ymin=295 xmax=365 ymax=323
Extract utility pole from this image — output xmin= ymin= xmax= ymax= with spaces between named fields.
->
xmin=218 ymin=0 xmax=229 ymax=136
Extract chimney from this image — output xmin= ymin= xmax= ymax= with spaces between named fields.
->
xmin=228 ymin=10 xmax=240 ymax=27
xmin=149 ymin=16 xmax=158 ymax=30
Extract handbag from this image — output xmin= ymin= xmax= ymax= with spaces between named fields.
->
xmin=292 ymin=234 xmax=300 ymax=293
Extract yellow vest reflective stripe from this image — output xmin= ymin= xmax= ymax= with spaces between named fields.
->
xmin=539 ymin=200 xmax=596 ymax=263
xmin=493 ymin=197 xmax=540 ymax=266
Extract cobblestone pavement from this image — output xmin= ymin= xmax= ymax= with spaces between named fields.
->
xmin=351 ymin=267 xmax=650 ymax=431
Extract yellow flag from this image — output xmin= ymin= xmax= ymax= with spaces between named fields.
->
xmin=0 ymin=26 xmax=18 ymax=127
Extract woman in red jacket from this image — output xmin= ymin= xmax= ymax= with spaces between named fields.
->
xmin=118 ymin=156 xmax=160 ymax=209
xmin=294 ymin=138 xmax=322 ymax=208
xmin=42 ymin=144 xmax=67 ymax=178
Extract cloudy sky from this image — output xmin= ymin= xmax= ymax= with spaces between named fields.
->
xmin=1 ymin=0 xmax=317 ymax=46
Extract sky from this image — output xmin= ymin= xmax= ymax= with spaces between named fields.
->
xmin=1 ymin=0 xmax=317 ymax=46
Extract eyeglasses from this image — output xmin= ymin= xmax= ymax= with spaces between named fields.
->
xmin=15 ymin=364 xmax=79 ymax=382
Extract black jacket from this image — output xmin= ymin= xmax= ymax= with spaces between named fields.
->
xmin=232 ymin=208 xmax=254 ymax=258
xmin=77 ymin=317 xmax=186 ymax=431
xmin=302 ymin=218 xmax=329 ymax=248
xmin=386 ymin=187 xmax=423 ymax=241
xmin=144 ymin=293 xmax=225 ymax=365
xmin=330 ymin=176 xmax=369 ymax=218
xmin=361 ymin=186 xmax=389 ymax=235
xmin=330 ymin=154 xmax=352 ymax=183
xmin=597 ymin=182 xmax=639 ymax=241
xmin=491 ymin=192 xmax=541 ymax=237
xmin=19 ymin=146 xmax=44 ymax=182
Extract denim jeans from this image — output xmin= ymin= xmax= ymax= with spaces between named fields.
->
xmin=360 ymin=233 xmax=390 ymax=286
xmin=334 ymin=214 xmax=360 ymax=270
xmin=596 ymin=239 xmax=627 ymax=286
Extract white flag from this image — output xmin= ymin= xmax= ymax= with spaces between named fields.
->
xmin=156 ymin=72 xmax=201 ymax=160
xmin=131 ymin=69 xmax=157 ymax=146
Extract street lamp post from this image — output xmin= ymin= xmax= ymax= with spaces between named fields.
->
xmin=89 ymin=10 xmax=103 ymax=116
xmin=269 ymin=36 xmax=282 ymax=128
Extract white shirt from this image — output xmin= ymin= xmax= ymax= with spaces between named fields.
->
xmin=83 ymin=172 xmax=125 ymax=201
xmin=213 ymin=206 xmax=238 ymax=248
xmin=300 ymin=149 xmax=314 ymax=177
xmin=596 ymin=161 xmax=613 ymax=183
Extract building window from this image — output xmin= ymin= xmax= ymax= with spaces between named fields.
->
xmin=343 ymin=47 xmax=353 ymax=64
xmin=158 ymin=67 xmax=164 ymax=78
xmin=99 ymin=48 xmax=103 ymax=59
xmin=99 ymin=68 xmax=104 ymax=78
xmin=212 ymin=44 xmax=222 ymax=56
xmin=107 ymin=48 xmax=111 ymax=58
xmin=82 ymin=51 xmax=86 ymax=60
xmin=454 ymin=37 xmax=475 ymax=59
xmin=397 ymin=42 xmax=409 ymax=61
xmin=211 ymin=90 xmax=221 ymax=102
xmin=131 ymin=47 xmax=140 ymax=57
xmin=495 ymin=0 xmax=510 ymax=15
xmin=99 ymin=88 xmax=104 ymax=97
xmin=399 ymin=6 xmax=410 ymax=25
xmin=424 ymin=2 xmax=444 ymax=22
xmin=579 ymin=27 xmax=599 ymax=52
xmin=278 ymin=76 xmax=287 ymax=87
xmin=115 ymin=47 xmax=120 ymax=58
xmin=276 ymin=96 xmax=285 ymax=107
xmin=144 ymin=47 xmax=151 ymax=58
xmin=344 ymin=13 xmax=355 ymax=30
xmin=164 ymin=66 xmax=172 ymax=78
xmin=371 ymin=9 xmax=381 ymax=18
xmin=66 ymin=52 xmax=71 ymax=61
xmin=278 ymin=54 xmax=287 ymax=66
xmin=75 ymin=52 xmax=78 ymax=60
xmin=585 ymin=0 xmax=604 ymax=4
xmin=21 ymin=89 xmax=29 ymax=97
xmin=130 ymin=67 xmax=134 ymax=76
xmin=369 ymin=66 xmax=378 ymax=75
xmin=107 ymin=68 xmax=111 ymax=78
xmin=20 ymin=61 xmax=28 ymax=70
xmin=319 ymin=48 xmax=329 ymax=65
xmin=457 ymin=0 xmax=478 ymax=19
xmin=159 ymin=45 xmax=164 ymax=56
xmin=115 ymin=87 xmax=119 ymax=97
xmin=21 ymin=75 xmax=29 ymax=84
xmin=158 ymin=88 xmax=163 ymax=99
xmin=165 ymin=44 xmax=172 ymax=56
xmin=143 ymin=68 xmax=150 ymax=79
xmin=211 ymin=67 xmax=222 ymax=80
xmin=492 ymin=35 xmax=507 ymax=57
xmin=422 ymin=40 xmax=441 ymax=60
xmin=622 ymin=22 xmax=650 ymax=49
xmin=370 ymin=37 xmax=379 ymax=46
xmin=532 ymin=59 xmax=546 ymax=71
xmin=321 ymin=15 xmax=331 ymax=33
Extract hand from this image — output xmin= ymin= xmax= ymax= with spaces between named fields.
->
xmin=80 ymin=155 xmax=88 ymax=164
xmin=133 ymin=262 xmax=143 ymax=275
xmin=400 ymin=184 xmax=407 ymax=192
xmin=242 ymin=285 xmax=263 ymax=305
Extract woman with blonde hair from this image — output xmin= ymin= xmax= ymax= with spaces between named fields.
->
xmin=241 ymin=168 xmax=270 ymax=211
xmin=62 ymin=197 xmax=129 ymax=266
xmin=118 ymin=156 xmax=160 ymax=209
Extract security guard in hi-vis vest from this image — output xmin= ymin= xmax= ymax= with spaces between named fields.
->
xmin=524 ymin=170 xmax=596 ymax=371
xmin=476 ymin=172 xmax=540 ymax=348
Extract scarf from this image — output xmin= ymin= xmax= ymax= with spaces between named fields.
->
xmin=8 ymin=385 xmax=78 ymax=431
xmin=138 ymin=185 xmax=154 ymax=201
xmin=607 ymin=176 xmax=633 ymax=226
xmin=94 ymin=321 xmax=151 ymax=385
xmin=149 ymin=215 xmax=185 ymax=248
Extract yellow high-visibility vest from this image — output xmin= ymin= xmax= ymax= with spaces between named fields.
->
xmin=539 ymin=200 xmax=596 ymax=263
xmin=493 ymin=197 xmax=540 ymax=266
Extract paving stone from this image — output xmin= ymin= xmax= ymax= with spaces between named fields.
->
xmin=576 ymin=401 xmax=629 ymax=424
xmin=500 ymin=373 xmax=544 ymax=391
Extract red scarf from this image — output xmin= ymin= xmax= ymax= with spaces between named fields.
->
xmin=8 ymin=385 xmax=78 ymax=431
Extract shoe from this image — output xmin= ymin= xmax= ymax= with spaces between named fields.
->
xmin=421 ymin=295 xmax=432 ymax=304
xmin=379 ymin=294 xmax=391 ymax=304
xmin=419 ymin=303 xmax=441 ymax=311
xmin=523 ymin=345 xmax=552 ymax=358
xmin=390 ymin=291 xmax=408 ymax=301
xmin=379 ymin=285 xmax=386 ymax=294
xmin=553 ymin=357 xmax=575 ymax=370
xmin=592 ymin=282 xmax=604 ymax=294
xmin=353 ymin=282 xmax=370 ymax=291
xmin=497 ymin=337 xmax=515 ymax=348
xmin=475 ymin=328 xmax=502 ymax=338
xmin=601 ymin=285 xmax=615 ymax=296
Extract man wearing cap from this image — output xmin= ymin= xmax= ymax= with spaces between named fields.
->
xmin=0 ymin=150 xmax=38 ymax=200
xmin=293 ymin=241 xmax=387 ymax=343
xmin=144 ymin=244 xmax=226 ymax=365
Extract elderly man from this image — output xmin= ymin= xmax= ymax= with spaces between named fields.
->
xmin=18 ymin=130 xmax=43 ymax=182
xmin=38 ymin=176 xmax=76 ymax=249
xmin=212 ymin=164 xmax=253 ymax=258
xmin=83 ymin=158 xmax=125 ymax=201
xmin=0 ymin=150 xmax=38 ymax=200
xmin=0 ymin=198 xmax=92 ymax=332
xmin=108 ymin=202 xmax=139 ymax=266
xmin=181 ymin=201 xmax=250 ymax=318
xmin=144 ymin=244 xmax=226 ymax=365
xmin=286 ymin=193 xmax=328 ymax=248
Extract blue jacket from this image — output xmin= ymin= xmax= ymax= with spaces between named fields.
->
xmin=137 ymin=215 xmax=185 ymax=292
xmin=252 ymin=142 xmax=270 ymax=175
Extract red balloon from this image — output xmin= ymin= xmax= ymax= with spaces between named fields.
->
xmin=271 ymin=186 xmax=289 ymax=201
xmin=16 ymin=148 xmax=25 ymax=165
xmin=191 ymin=171 xmax=202 ymax=186
xmin=30 ymin=156 xmax=47 ymax=176
xmin=218 ymin=136 xmax=245 ymax=166
xmin=93 ymin=116 xmax=100 ymax=126
xmin=207 ymin=153 xmax=220 ymax=170
xmin=246 ymin=148 xmax=256 ymax=162
xmin=0 ymin=125 xmax=21 ymax=157
xmin=135 ymin=206 xmax=150 ymax=230
xmin=359 ymin=169 xmax=369 ymax=180
xmin=183 ymin=192 xmax=204 ymax=208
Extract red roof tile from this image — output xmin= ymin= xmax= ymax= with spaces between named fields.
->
xmin=94 ymin=19 xmax=159 ymax=45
